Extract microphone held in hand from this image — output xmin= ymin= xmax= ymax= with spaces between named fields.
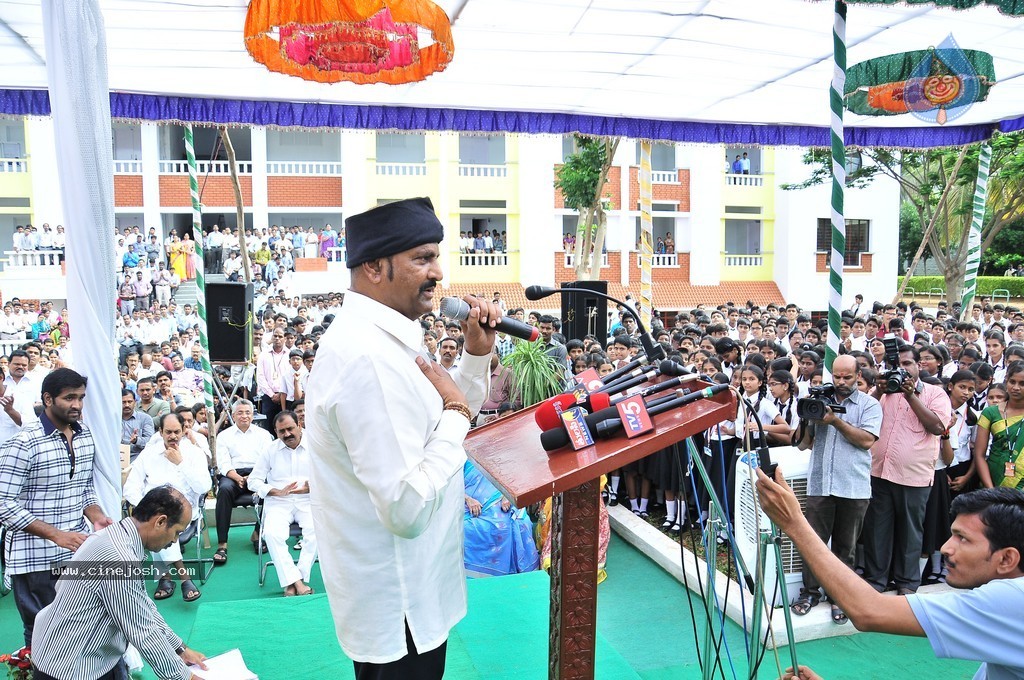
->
xmin=439 ymin=297 xmax=540 ymax=342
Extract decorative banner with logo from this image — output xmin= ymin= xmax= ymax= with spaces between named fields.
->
xmin=244 ymin=0 xmax=455 ymax=84
xmin=844 ymin=35 xmax=995 ymax=125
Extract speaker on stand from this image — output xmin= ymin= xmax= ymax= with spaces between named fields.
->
xmin=206 ymin=282 xmax=254 ymax=363
xmin=560 ymin=280 xmax=608 ymax=344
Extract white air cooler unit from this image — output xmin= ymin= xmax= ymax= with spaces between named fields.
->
xmin=732 ymin=446 xmax=810 ymax=608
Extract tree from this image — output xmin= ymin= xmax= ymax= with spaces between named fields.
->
xmin=555 ymin=135 xmax=620 ymax=281
xmin=980 ymin=217 xmax=1024 ymax=274
xmin=898 ymin=200 xmax=924 ymax=275
xmin=782 ymin=132 xmax=1024 ymax=304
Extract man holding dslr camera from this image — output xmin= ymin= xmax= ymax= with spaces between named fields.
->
xmin=865 ymin=339 xmax=951 ymax=595
xmin=790 ymin=355 xmax=882 ymax=622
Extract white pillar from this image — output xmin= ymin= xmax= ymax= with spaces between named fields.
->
xmin=688 ymin=145 xmax=724 ymax=285
xmin=250 ymin=127 xmax=269 ymax=230
xmin=517 ymin=134 xmax=558 ymax=287
xmin=140 ymin=123 xmax=161 ymax=236
xmin=340 ymin=130 xmax=368 ymax=217
xmin=26 ymin=117 xmax=63 ymax=225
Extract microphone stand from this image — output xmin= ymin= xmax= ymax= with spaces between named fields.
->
xmin=530 ymin=285 xmax=666 ymax=362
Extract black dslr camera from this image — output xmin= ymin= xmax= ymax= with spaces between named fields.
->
xmin=880 ymin=334 xmax=911 ymax=394
xmin=796 ymin=383 xmax=847 ymax=421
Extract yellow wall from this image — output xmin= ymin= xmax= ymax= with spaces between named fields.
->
xmin=366 ymin=132 xmax=522 ymax=284
xmin=0 ymin=119 xmax=33 ymax=221
xmin=721 ymin=148 xmax=774 ymax=281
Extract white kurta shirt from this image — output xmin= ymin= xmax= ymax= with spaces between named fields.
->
xmin=306 ymin=290 xmax=489 ymax=664
xmin=0 ymin=375 xmax=40 ymax=444
xmin=123 ymin=437 xmax=210 ymax=516
xmin=248 ymin=434 xmax=311 ymax=504
xmin=215 ymin=424 xmax=273 ymax=475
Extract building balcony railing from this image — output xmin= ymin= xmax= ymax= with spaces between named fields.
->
xmin=724 ymin=173 xmax=765 ymax=187
xmin=158 ymin=160 xmax=253 ymax=174
xmin=460 ymin=252 xmax=509 ymax=267
xmin=266 ymin=161 xmax=343 ymax=176
xmin=635 ymin=253 xmax=678 ymax=268
xmin=563 ymin=252 xmax=609 ymax=268
xmin=375 ymin=162 xmax=427 ymax=176
xmin=113 ymin=160 xmax=143 ymax=174
xmin=458 ymin=164 xmax=508 ymax=178
xmin=0 ymin=159 xmax=29 ymax=173
xmin=651 ymin=170 xmax=678 ymax=184
xmin=722 ymin=253 xmax=764 ymax=267
xmin=3 ymin=250 xmax=63 ymax=269
xmin=323 ymin=247 xmax=347 ymax=263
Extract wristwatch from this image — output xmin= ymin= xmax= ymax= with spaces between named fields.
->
xmin=176 ymin=645 xmax=186 ymax=656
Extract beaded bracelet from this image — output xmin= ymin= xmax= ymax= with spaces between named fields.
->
xmin=443 ymin=400 xmax=473 ymax=422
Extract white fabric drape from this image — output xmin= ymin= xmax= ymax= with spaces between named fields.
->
xmin=41 ymin=0 xmax=121 ymax=519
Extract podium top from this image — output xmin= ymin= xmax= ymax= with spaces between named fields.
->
xmin=464 ymin=382 xmax=735 ymax=507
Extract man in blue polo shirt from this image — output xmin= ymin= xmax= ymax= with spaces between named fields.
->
xmin=757 ymin=477 xmax=1024 ymax=680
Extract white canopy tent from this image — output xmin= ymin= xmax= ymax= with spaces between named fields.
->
xmin=2 ymin=0 xmax=1024 ymax=144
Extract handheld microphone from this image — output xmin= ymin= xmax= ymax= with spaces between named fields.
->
xmin=439 ymin=297 xmax=540 ymax=342
xmin=524 ymin=285 xmax=665 ymax=361
xmin=657 ymin=360 xmax=692 ymax=377
xmin=540 ymin=383 xmax=731 ymax=451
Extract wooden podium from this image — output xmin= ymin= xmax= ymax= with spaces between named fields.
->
xmin=465 ymin=381 xmax=735 ymax=679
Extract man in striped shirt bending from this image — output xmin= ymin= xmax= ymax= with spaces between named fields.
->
xmin=32 ymin=486 xmax=208 ymax=680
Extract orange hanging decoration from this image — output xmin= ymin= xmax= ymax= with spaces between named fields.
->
xmin=244 ymin=0 xmax=454 ymax=85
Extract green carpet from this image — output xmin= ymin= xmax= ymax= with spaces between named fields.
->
xmin=0 ymin=530 xmax=980 ymax=679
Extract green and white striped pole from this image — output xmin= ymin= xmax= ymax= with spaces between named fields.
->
xmin=961 ymin=143 xmax=991 ymax=319
xmin=184 ymin=124 xmax=216 ymax=419
xmin=825 ymin=0 xmax=847 ymax=379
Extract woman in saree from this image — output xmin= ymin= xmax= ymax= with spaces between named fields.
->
xmin=168 ymin=232 xmax=187 ymax=281
xmin=463 ymin=459 xmax=540 ymax=577
xmin=319 ymin=224 xmax=337 ymax=260
xmin=182 ymin=232 xmax=197 ymax=280
xmin=974 ymin=361 xmax=1024 ymax=491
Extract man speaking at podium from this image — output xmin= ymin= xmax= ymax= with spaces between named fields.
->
xmin=306 ymin=198 xmax=498 ymax=680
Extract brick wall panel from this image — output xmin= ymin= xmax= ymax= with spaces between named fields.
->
xmin=113 ymin=175 xmax=143 ymax=208
xmin=159 ymin=175 xmax=252 ymax=207
xmin=268 ymin=177 xmax=343 ymax=207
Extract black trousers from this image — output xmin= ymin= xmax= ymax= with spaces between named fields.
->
xmin=353 ymin=622 xmax=447 ymax=680
xmin=215 ymin=468 xmax=254 ymax=545
xmin=260 ymin=395 xmax=282 ymax=433
xmin=34 ymin=659 xmax=128 ymax=680
xmin=802 ymin=495 xmax=871 ymax=598
xmin=12 ymin=569 xmax=60 ymax=646
xmin=862 ymin=476 xmax=930 ymax=593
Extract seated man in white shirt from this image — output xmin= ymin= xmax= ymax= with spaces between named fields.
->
xmin=213 ymin=399 xmax=273 ymax=565
xmin=249 ymin=411 xmax=317 ymax=596
xmin=123 ymin=412 xmax=211 ymax=603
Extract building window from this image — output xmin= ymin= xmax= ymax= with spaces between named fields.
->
xmin=817 ymin=218 xmax=870 ymax=266
xmin=375 ymin=133 xmax=425 ymax=163
xmin=0 ymin=119 xmax=26 ymax=158
xmin=635 ymin=142 xmax=676 ymax=171
xmin=634 ymin=216 xmax=676 ymax=250
xmin=459 ymin=134 xmax=505 ymax=165
xmin=724 ymin=219 xmax=761 ymax=254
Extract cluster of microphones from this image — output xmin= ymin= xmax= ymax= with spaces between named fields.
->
xmin=440 ymin=288 xmax=730 ymax=454
xmin=534 ymin=355 xmax=731 ymax=453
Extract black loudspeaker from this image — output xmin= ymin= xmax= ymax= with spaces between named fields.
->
xmin=560 ymin=280 xmax=608 ymax=343
xmin=206 ymin=282 xmax=254 ymax=363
